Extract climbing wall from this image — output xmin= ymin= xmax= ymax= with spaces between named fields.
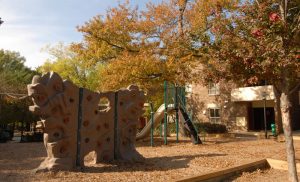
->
xmin=28 ymin=72 xmax=145 ymax=172
xmin=117 ymin=86 xmax=145 ymax=161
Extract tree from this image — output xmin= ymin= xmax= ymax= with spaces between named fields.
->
xmin=0 ymin=49 xmax=37 ymax=128
xmin=69 ymin=0 xmax=236 ymax=110
xmin=70 ymin=1 xmax=198 ymax=92
xmin=39 ymin=43 xmax=103 ymax=91
xmin=193 ymin=1 xmax=299 ymax=181
xmin=0 ymin=49 xmax=35 ymax=93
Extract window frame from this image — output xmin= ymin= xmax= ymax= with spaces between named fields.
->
xmin=209 ymin=107 xmax=221 ymax=123
xmin=208 ymin=82 xmax=220 ymax=95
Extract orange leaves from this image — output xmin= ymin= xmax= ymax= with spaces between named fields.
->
xmin=72 ymin=2 xmax=140 ymax=63
xmin=99 ymin=52 xmax=164 ymax=91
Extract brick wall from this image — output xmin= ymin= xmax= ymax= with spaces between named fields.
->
xmin=188 ymin=81 xmax=249 ymax=131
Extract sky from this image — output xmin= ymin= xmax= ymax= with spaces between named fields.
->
xmin=0 ymin=0 xmax=160 ymax=69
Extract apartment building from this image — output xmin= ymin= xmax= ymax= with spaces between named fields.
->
xmin=188 ymin=82 xmax=300 ymax=132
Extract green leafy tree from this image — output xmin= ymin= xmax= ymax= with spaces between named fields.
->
xmin=0 ymin=49 xmax=37 ymax=126
xmin=39 ymin=43 xmax=103 ymax=91
xmin=0 ymin=49 xmax=35 ymax=93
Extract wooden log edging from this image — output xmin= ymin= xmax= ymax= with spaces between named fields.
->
xmin=176 ymin=159 xmax=268 ymax=182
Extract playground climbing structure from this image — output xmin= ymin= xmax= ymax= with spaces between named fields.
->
xmin=27 ymin=72 xmax=145 ymax=172
xmin=136 ymin=81 xmax=201 ymax=145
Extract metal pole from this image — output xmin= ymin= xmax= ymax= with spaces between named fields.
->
xmin=76 ymin=88 xmax=83 ymax=168
xmin=150 ymin=103 xmax=154 ymax=147
xmin=264 ymin=97 xmax=267 ymax=139
xmin=175 ymin=86 xmax=179 ymax=143
xmin=164 ymin=81 xmax=168 ymax=145
xmin=183 ymin=87 xmax=186 ymax=107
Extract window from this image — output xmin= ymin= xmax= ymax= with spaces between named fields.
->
xmin=208 ymin=82 xmax=220 ymax=95
xmin=185 ymin=84 xmax=192 ymax=93
xmin=209 ymin=108 xmax=220 ymax=123
xmin=185 ymin=84 xmax=192 ymax=98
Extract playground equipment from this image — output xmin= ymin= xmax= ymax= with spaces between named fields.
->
xmin=136 ymin=104 xmax=174 ymax=140
xmin=136 ymin=81 xmax=201 ymax=145
xmin=27 ymin=72 xmax=145 ymax=172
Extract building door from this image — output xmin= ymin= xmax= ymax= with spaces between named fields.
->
xmin=251 ymin=107 xmax=275 ymax=130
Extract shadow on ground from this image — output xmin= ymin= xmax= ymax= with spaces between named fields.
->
xmin=83 ymin=153 xmax=227 ymax=173
xmin=136 ymin=135 xmax=259 ymax=147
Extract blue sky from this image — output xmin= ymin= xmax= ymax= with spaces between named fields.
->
xmin=0 ymin=0 xmax=161 ymax=69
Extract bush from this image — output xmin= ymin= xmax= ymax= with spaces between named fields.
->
xmin=152 ymin=123 xmax=174 ymax=136
xmin=21 ymin=132 xmax=43 ymax=142
xmin=193 ymin=122 xmax=227 ymax=134
xmin=0 ymin=129 xmax=11 ymax=143
xmin=143 ymin=121 xmax=227 ymax=136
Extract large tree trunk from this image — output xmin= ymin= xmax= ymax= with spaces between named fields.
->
xmin=281 ymin=92 xmax=298 ymax=182
xmin=274 ymin=89 xmax=283 ymax=134
xmin=178 ymin=0 xmax=187 ymax=37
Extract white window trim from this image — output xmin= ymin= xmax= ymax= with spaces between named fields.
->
xmin=208 ymin=107 xmax=221 ymax=124
xmin=185 ymin=84 xmax=192 ymax=93
xmin=208 ymin=82 xmax=220 ymax=96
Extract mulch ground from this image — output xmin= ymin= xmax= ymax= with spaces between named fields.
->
xmin=0 ymin=136 xmax=299 ymax=182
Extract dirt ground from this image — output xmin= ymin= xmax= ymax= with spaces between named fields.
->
xmin=1 ymin=136 xmax=300 ymax=182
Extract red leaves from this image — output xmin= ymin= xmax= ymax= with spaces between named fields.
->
xmin=251 ymin=12 xmax=280 ymax=38
xmin=269 ymin=12 xmax=280 ymax=22
xmin=251 ymin=29 xmax=263 ymax=37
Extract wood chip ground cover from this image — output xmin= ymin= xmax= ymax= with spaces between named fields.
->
xmin=226 ymin=169 xmax=300 ymax=182
xmin=0 ymin=137 xmax=299 ymax=182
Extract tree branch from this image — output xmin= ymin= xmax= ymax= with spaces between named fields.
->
xmin=88 ymin=31 xmax=140 ymax=53
xmin=255 ymin=0 xmax=260 ymax=6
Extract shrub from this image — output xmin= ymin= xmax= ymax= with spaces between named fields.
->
xmin=193 ymin=122 xmax=227 ymax=134
xmin=143 ymin=121 xmax=227 ymax=136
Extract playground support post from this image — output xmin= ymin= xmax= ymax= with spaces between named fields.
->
xmin=164 ymin=81 xmax=168 ymax=145
xmin=263 ymin=97 xmax=267 ymax=139
xmin=182 ymin=87 xmax=186 ymax=107
xmin=76 ymin=88 xmax=83 ymax=168
xmin=174 ymin=86 xmax=179 ymax=143
xmin=150 ymin=103 xmax=154 ymax=147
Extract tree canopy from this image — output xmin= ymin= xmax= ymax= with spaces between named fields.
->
xmin=0 ymin=49 xmax=35 ymax=93
xmin=193 ymin=0 xmax=299 ymax=181
xmin=0 ymin=49 xmax=37 ymax=125
xmin=197 ymin=0 xmax=300 ymax=89
xmin=38 ymin=43 xmax=102 ymax=91
xmin=70 ymin=0 xmax=203 ymax=90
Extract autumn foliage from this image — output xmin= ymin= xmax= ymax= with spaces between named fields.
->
xmin=38 ymin=1 xmax=299 ymax=180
